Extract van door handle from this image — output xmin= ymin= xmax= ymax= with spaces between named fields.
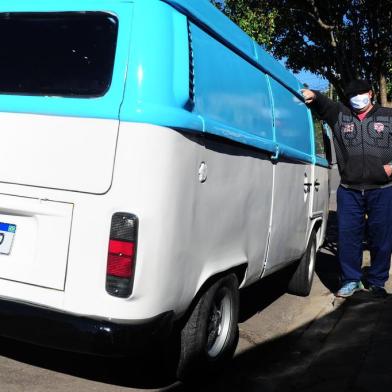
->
xmin=314 ymin=181 xmax=320 ymax=186
xmin=304 ymin=182 xmax=312 ymax=193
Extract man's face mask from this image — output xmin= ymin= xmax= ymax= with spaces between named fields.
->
xmin=350 ymin=93 xmax=370 ymax=111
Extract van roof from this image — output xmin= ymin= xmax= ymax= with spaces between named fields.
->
xmin=161 ymin=0 xmax=302 ymax=94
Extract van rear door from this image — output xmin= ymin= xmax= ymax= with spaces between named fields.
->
xmin=0 ymin=4 xmax=132 ymax=291
xmin=0 ymin=5 xmax=132 ymax=194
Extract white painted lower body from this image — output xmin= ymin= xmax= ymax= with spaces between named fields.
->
xmin=0 ymin=122 xmax=328 ymax=324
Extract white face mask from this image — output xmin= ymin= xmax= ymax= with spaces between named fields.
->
xmin=350 ymin=93 xmax=370 ymax=110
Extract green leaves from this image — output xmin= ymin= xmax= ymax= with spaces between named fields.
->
xmin=210 ymin=0 xmax=392 ymax=104
xmin=212 ymin=0 xmax=277 ymax=48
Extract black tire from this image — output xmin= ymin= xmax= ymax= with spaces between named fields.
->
xmin=176 ymin=273 xmax=239 ymax=381
xmin=287 ymin=231 xmax=317 ymax=297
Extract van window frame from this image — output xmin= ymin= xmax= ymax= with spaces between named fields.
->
xmin=0 ymin=2 xmax=133 ymax=121
xmin=0 ymin=11 xmax=119 ymax=98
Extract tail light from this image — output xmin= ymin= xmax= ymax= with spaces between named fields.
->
xmin=106 ymin=213 xmax=138 ymax=298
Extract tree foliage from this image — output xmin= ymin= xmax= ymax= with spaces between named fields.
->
xmin=211 ymin=0 xmax=277 ymax=48
xmin=211 ymin=0 xmax=392 ymax=105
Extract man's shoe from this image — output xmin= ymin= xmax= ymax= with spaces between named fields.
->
xmin=369 ymin=285 xmax=387 ymax=299
xmin=336 ymin=281 xmax=365 ymax=298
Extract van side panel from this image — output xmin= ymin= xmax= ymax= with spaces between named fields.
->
xmin=161 ymin=0 xmax=255 ymax=59
xmin=0 ymin=122 xmax=272 ymax=320
xmin=254 ymin=44 xmax=302 ymax=95
xmin=190 ymin=23 xmax=275 ymax=151
xmin=102 ymin=123 xmax=273 ymax=318
xmin=163 ymin=0 xmax=301 ymax=93
xmin=120 ymin=1 xmax=203 ymax=131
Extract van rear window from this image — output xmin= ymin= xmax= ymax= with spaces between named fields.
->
xmin=0 ymin=12 xmax=118 ymax=97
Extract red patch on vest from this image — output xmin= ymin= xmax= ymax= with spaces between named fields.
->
xmin=343 ymin=123 xmax=354 ymax=133
xmin=374 ymin=122 xmax=385 ymax=133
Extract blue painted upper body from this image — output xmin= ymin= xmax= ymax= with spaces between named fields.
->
xmin=0 ymin=0 xmax=328 ymax=165
xmin=162 ymin=0 xmax=301 ymax=95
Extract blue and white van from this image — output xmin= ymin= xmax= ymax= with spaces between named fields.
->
xmin=0 ymin=0 xmax=330 ymax=380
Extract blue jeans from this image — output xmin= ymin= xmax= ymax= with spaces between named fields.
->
xmin=337 ymin=185 xmax=392 ymax=287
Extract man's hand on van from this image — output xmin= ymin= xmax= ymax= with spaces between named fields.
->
xmin=301 ymin=89 xmax=316 ymax=105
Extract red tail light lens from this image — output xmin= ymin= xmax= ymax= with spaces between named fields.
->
xmin=107 ymin=240 xmax=135 ymax=278
xmin=106 ymin=213 xmax=138 ymax=298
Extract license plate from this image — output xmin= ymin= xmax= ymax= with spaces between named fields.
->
xmin=0 ymin=223 xmax=16 ymax=255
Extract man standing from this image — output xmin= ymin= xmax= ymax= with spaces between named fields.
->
xmin=302 ymin=80 xmax=392 ymax=298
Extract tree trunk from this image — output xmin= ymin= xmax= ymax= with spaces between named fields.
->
xmin=328 ymin=83 xmax=334 ymax=100
xmin=379 ymin=73 xmax=392 ymax=107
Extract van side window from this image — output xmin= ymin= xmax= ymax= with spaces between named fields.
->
xmin=312 ymin=114 xmax=332 ymax=164
xmin=0 ymin=12 xmax=118 ymax=97
xmin=313 ymin=115 xmax=325 ymax=157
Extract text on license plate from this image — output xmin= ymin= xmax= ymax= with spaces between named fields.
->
xmin=0 ymin=223 xmax=16 ymax=255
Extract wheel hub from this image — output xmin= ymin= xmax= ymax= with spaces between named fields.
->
xmin=206 ymin=290 xmax=232 ymax=358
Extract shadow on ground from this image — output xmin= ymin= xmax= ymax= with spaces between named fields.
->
xmin=0 ymin=337 xmax=174 ymax=389
xmin=315 ymin=210 xmax=341 ymax=293
xmin=166 ymin=292 xmax=392 ymax=392
xmin=0 ymin=210 xmax=389 ymax=392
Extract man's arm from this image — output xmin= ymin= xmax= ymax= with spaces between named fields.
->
xmin=301 ymin=89 xmax=340 ymax=127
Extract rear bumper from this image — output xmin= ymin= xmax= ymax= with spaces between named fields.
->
xmin=0 ymin=297 xmax=174 ymax=357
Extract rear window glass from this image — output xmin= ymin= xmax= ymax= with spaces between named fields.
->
xmin=0 ymin=12 xmax=118 ymax=97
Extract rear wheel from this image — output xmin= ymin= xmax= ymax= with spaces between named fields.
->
xmin=176 ymin=273 xmax=239 ymax=381
xmin=287 ymin=231 xmax=317 ymax=296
